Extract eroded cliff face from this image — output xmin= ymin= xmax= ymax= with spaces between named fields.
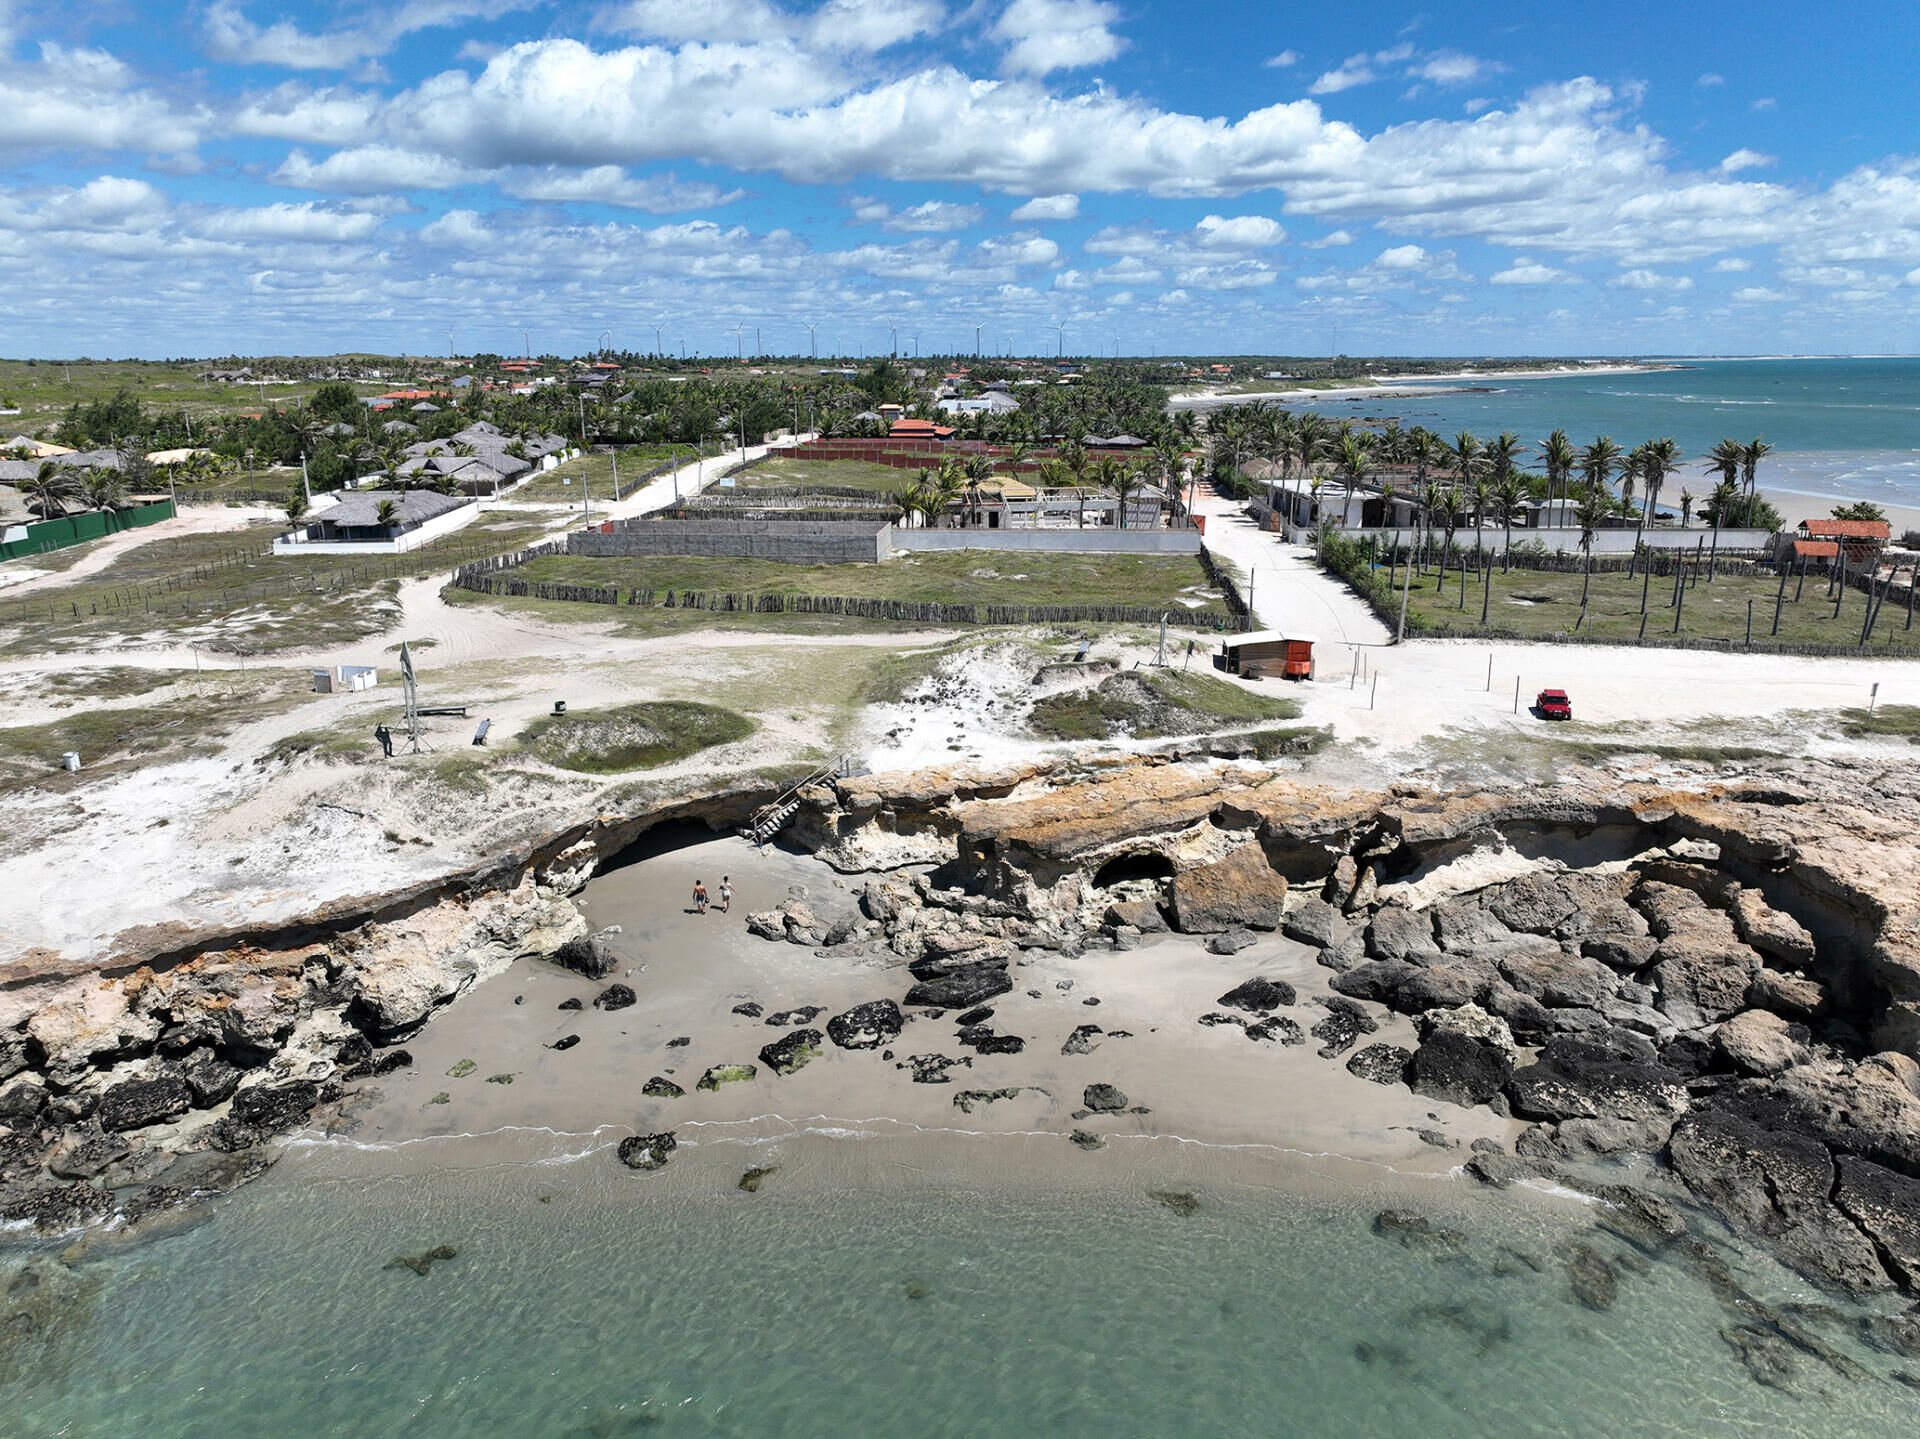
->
xmin=5 ymin=751 xmax=1920 ymax=1296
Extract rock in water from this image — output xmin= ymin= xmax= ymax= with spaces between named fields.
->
xmin=1347 ymin=1044 xmax=1413 ymax=1086
xmin=1061 ymin=1024 xmax=1103 ymax=1055
xmin=738 ymin=1166 xmax=779 ymax=1192
xmin=641 ymin=1076 xmax=684 ymax=1098
xmin=1083 ymin=1083 xmax=1128 ymax=1112
xmin=594 ymin=984 xmax=637 ymax=1011
xmin=385 ymin=1244 xmax=458 ymax=1277
xmin=97 ymin=1077 xmax=191 ymax=1133
xmin=905 ymin=963 xmax=1013 ymax=1010
xmin=1217 ymin=977 xmax=1296 ymax=1012
xmin=1169 ymin=846 xmax=1289 ymax=933
xmin=1149 ymin=1190 xmax=1200 ymax=1216
xmin=1564 ymin=1243 xmax=1618 ymax=1309
xmin=695 ymin=1064 xmax=756 ymax=1091
xmin=953 ymin=1088 xmax=1026 ymax=1114
xmin=1070 ymin=1130 xmax=1106 ymax=1151
xmin=827 ymin=1000 xmax=904 ymax=1050
xmin=1372 ymin=1209 xmax=1465 ymax=1250
xmin=618 ymin=1132 xmax=677 ymax=1170
xmin=47 ymin=1129 xmax=131 ymax=1180
xmin=759 ymin=1029 xmax=823 ymax=1077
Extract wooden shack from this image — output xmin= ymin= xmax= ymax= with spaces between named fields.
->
xmin=1221 ymin=630 xmax=1318 ymax=680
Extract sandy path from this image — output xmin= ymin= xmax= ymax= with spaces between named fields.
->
xmin=0 ymin=504 xmax=282 ymax=595
xmin=1193 ymin=488 xmax=1392 ymax=646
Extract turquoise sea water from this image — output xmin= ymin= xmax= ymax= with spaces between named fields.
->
xmin=1290 ymin=357 xmax=1920 ymax=514
xmin=5 ymin=1134 xmax=1920 ymax=1439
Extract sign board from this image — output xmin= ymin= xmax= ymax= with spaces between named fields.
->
xmin=720 ymin=478 xmax=736 ymax=488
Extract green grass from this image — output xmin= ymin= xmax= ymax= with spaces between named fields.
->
xmin=21 ymin=666 xmax=185 ymax=702
xmin=0 ymin=357 xmax=395 ymax=428
xmin=0 ymin=510 xmax=567 ymax=655
xmin=509 ymin=449 xmax=678 ymax=504
xmin=520 ymin=701 xmax=756 ymax=773
xmin=1836 ymin=704 xmax=1920 ymax=742
xmin=1239 ymin=726 xmax=1334 ymax=758
xmin=507 ymin=550 xmax=1219 ymax=610
xmin=1387 ymin=559 xmax=1920 ymax=652
xmin=731 ymin=457 xmax=912 ymax=494
xmin=0 ymin=678 xmax=302 ymax=789
xmin=1031 ymin=669 xmax=1300 ymax=740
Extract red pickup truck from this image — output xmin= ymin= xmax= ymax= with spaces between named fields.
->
xmin=1536 ymin=688 xmax=1573 ymax=721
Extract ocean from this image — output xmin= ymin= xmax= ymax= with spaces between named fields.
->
xmin=1279 ymin=357 xmax=1920 ymax=520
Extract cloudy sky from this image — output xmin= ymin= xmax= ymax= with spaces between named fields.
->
xmin=4 ymin=0 xmax=1918 ymax=359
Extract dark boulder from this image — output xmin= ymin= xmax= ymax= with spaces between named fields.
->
xmin=558 ymin=997 xmax=584 ymax=1011
xmin=1083 ymin=1083 xmax=1128 ymax=1113
xmin=765 ymin=1007 xmax=825 ymax=1027
xmin=1197 ymin=1012 xmax=1246 ymax=1029
xmin=1061 ymin=1024 xmax=1103 ymax=1055
xmin=759 ymin=1029 xmax=824 ymax=1077
xmin=827 ymin=1000 xmax=904 ymax=1050
xmin=1217 ymin=977 xmax=1296 ymax=1013
xmin=1169 ymin=845 xmax=1288 ymax=933
xmin=230 ymin=1080 xmax=322 ymax=1135
xmin=553 ymin=934 xmax=618 ymax=980
xmin=1372 ymin=1209 xmax=1465 ymax=1249
xmin=180 ymin=1050 xmax=244 ymax=1108
xmin=0 ymin=1181 xmax=114 ymax=1232
xmin=1205 ymin=929 xmax=1258 ymax=956
xmin=1330 ymin=959 xmax=1419 ymax=1005
xmin=1832 ymin=1155 xmax=1920 ymax=1292
xmin=641 ymin=1076 xmax=685 ymax=1099
xmin=618 ymin=1132 xmax=677 ymax=1170
xmin=1431 ymin=899 xmax=1513 ymax=952
xmin=1246 ymin=1017 xmax=1306 ymax=1046
xmin=1282 ymin=898 xmax=1346 ymax=948
xmin=1310 ymin=1009 xmax=1365 ymax=1058
xmin=98 ymin=1076 xmax=191 ymax=1133
xmin=1506 ymin=1038 xmax=1690 ymax=1124
xmin=1347 ymin=1044 xmax=1413 ymax=1086
xmin=546 ymin=1035 xmax=581 ymax=1051
xmin=1409 ymin=1030 xmax=1513 ymax=1109
xmin=906 ymin=962 xmax=1014 ymax=1010
xmin=1104 ymin=898 xmax=1168 ymax=933
xmin=1497 ymin=949 xmax=1618 ymax=1010
xmin=955 ymin=1006 xmax=995 ymax=1026
xmin=904 ymin=1054 xmax=972 ymax=1084
xmin=731 ymin=1001 xmax=764 ymax=1018
xmin=1565 ymin=1243 xmax=1618 ymax=1310
xmin=0 ymin=1077 xmax=49 ymax=1122
xmin=1668 ymin=1104 xmax=1892 ymax=1293
xmin=47 ymin=1128 xmax=132 ymax=1180
xmin=594 ymin=984 xmax=637 ymax=1011
xmin=908 ymin=948 xmax=1008 ymax=980
xmin=1366 ymin=905 xmax=1439 ymax=963
xmin=1395 ymin=963 xmax=1493 ymax=1014
xmin=956 ymin=1025 xmax=1025 ymax=1055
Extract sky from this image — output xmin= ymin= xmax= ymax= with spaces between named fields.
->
xmin=3 ymin=0 xmax=1919 ymax=360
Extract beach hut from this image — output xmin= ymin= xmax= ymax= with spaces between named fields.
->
xmin=1220 ymin=630 xmax=1319 ymax=680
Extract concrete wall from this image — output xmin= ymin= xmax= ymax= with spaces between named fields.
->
xmin=891 ymin=528 xmax=1200 ymax=555
xmin=571 ymin=519 xmax=889 ymax=565
xmin=271 ymin=499 xmax=480 ymax=556
xmin=1290 ymin=523 xmax=1774 ymax=555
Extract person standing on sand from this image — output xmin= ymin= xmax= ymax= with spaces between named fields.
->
xmin=693 ymin=880 xmax=709 ymax=914
xmin=719 ymin=876 xmax=733 ymax=913
xmin=374 ymin=723 xmax=393 ymax=758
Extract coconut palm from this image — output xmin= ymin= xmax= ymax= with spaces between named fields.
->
xmin=1705 ymin=438 xmax=1743 ymax=494
xmin=1491 ymin=472 xmax=1527 ymax=571
xmin=1579 ymin=436 xmax=1622 ymax=500
xmin=1486 ymin=431 xmax=1526 ymax=488
xmin=1540 ymin=429 xmax=1576 ymax=519
xmin=1574 ymin=481 xmax=1616 ymax=613
xmin=81 ymin=467 xmax=127 ymax=513
xmin=1706 ymin=478 xmax=1739 ymax=579
xmin=24 ymin=460 xmax=80 ymax=519
xmin=374 ymin=498 xmax=399 ymax=532
xmin=283 ymin=491 xmax=311 ymax=537
xmin=1106 ymin=457 xmax=1151 ymax=530
xmin=1334 ymin=429 xmax=1371 ymax=526
xmin=1740 ymin=437 xmax=1773 ymax=504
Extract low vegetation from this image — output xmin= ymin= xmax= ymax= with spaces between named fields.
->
xmin=732 ymin=457 xmax=911 ymax=493
xmin=520 ymin=701 xmax=756 ymax=772
xmin=507 ymin=448 xmax=679 ymax=503
xmin=1836 ymin=704 xmax=1920 ymax=743
xmin=0 ymin=678 xmax=301 ymax=788
xmin=1031 ymin=669 xmax=1301 ymax=740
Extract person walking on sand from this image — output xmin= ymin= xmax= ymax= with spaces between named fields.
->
xmin=374 ymin=723 xmax=393 ymax=758
xmin=719 ymin=876 xmax=733 ymax=913
xmin=693 ymin=879 xmax=709 ymax=914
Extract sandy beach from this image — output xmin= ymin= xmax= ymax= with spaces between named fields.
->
xmin=1169 ymin=363 xmax=1679 ymax=409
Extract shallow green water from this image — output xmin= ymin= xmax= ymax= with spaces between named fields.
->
xmin=4 ymin=1136 xmax=1917 ymax=1439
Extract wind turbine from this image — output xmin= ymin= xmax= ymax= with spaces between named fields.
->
xmin=1054 ymin=321 xmax=1067 ymax=359
xmin=804 ymin=321 xmax=819 ymax=359
xmin=599 ymin=328 xmax=612 ymax=357
xmin=736 ymin=321 xmax=745 ymax=361
xmin=889 ymin=323 xmax=898 ymax=358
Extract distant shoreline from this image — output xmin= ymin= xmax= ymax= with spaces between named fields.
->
xmin=1169 ymin=362 xmax=1684 ymax=409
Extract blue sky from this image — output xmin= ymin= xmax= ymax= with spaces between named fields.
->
xmin=3 ymin=0 xmax=1918 ymax=359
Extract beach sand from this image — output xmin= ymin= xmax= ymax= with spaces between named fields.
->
xmin=326 ymin=831 xmax=1523 ymax=1199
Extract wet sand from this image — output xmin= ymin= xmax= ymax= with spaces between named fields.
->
xmin=326 ymin=830 xmax=1532 ymax=1202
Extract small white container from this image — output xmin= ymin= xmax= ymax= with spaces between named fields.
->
xmin=60 ymin=751 xmax=80 ymax=771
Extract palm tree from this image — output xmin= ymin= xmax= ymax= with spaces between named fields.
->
xmin=1434 ymin=483 xmax=1463 ymax=590
xmin=1540 ymin=429 xmax=1576 ymax=520
xmin=283 ymin=491 xmax=311 ymax=539
xmin=1491 ymin=472 xmax=1527 ymax=571
xmin=1574 ymin=481 xmax=1615 ymax=614
xmin=374 ymin=498 xmax=399 ymax=533
xmin=24 ymin=460 xmax=80 ymax=519
xmin=1740 ymin=437 xmax=1773 ymax=505
xmin=1578 ymin=436 xmax=1622 ymax=500
xmin=1294 ymin=413 xmax=1328 ymax=498
xmin=81 ymin=467 xmax=127 ymax=513
xmin=1335 ymin=429 xmax=1371 ymax=526
xmin=1706 ymin=478 xmax=1739 ymax=579
xmin=1679 ymin=488 xmax=1695 ymax=529
xmin=1705 ymin=438 xmax=1742 ymax=495
xmin=1106 ymin=457 xmax=1149 ymax=530
xmin=1486 ymin=431 xmax=1526 ymax=488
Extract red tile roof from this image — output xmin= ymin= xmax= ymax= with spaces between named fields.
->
xmin=1799 ymin=518 xmax=1891 ymax=539
xmin=890 ymin=418 xmax=956 ymax=438
xmin=1789 ymin=539 xmax=1840 ymax=559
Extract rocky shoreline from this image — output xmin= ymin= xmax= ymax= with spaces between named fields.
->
xmin=5 ymin=751 xmax=1920 ymax=1370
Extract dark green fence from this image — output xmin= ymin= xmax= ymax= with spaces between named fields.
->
xmin=0 ymin=499 xmax=176 ymax=562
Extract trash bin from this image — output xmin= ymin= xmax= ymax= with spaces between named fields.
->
xmin=60 ymin=751 xmax=80 ymax=771
xmin=552 ymin=700 xmax=567 ymax=716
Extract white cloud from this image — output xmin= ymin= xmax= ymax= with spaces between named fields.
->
xmin=1720 ymin=148 xmax=1776 ymax=173
xmin=1491 ymin=256 xmax=1577 ymax=285
xmin=1374 ymin=243 xmax=1429 ymax=270
xmin=1711 ymin=256 xmax=1752 ymax=272
xmin=1010 ymin=192 xmax=1079 ymax=220
xmin=1303 ymin=229 xmax=1352 ymax=248
xmin=1193 ymin=214 xmax=1286 ymax=248
xmin=849 ymin=196 xmax=987 ymax=232
xmin=501 ymin=166 xmax=745 ymax=212
xmin=0 ymin=43 xmax=206 ymax=155
xmin=1696 ymin=73 xmax=1725 ymax=88
xmin=993 ymin=0 xmax=1125 ymax=77
xmin=275 ymin=145 xmax=492 ymax=193
xmin=1309 ymin=55 xmax=1378 ymax=95
xmin=1053 ymin=267 xmax=1091 ymax=289
xmin=1906 ymin=268 xmax=1920 ymax=286
xmin=1751 ymin=97 xmax=1777 ymax=111
xmin=1264 ymin=50 xmax=1300 ymax=69
xmin=232 ymin=83 xmax=379 ymax=145
xmin=1732 ymin=285 xmax=1789 ymax=302
xmin=189 ymin=201 xmax=383 ymax=244
xmin=1409 ymin=51 xmax=1503 ymax=87
xmin=203 ymin=0 xmax=534 ymax=70
xmin=1609 ymin=269 xmax=1694 ymax=290
xmin=602 ymin=0 xmax=945 ymax=52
